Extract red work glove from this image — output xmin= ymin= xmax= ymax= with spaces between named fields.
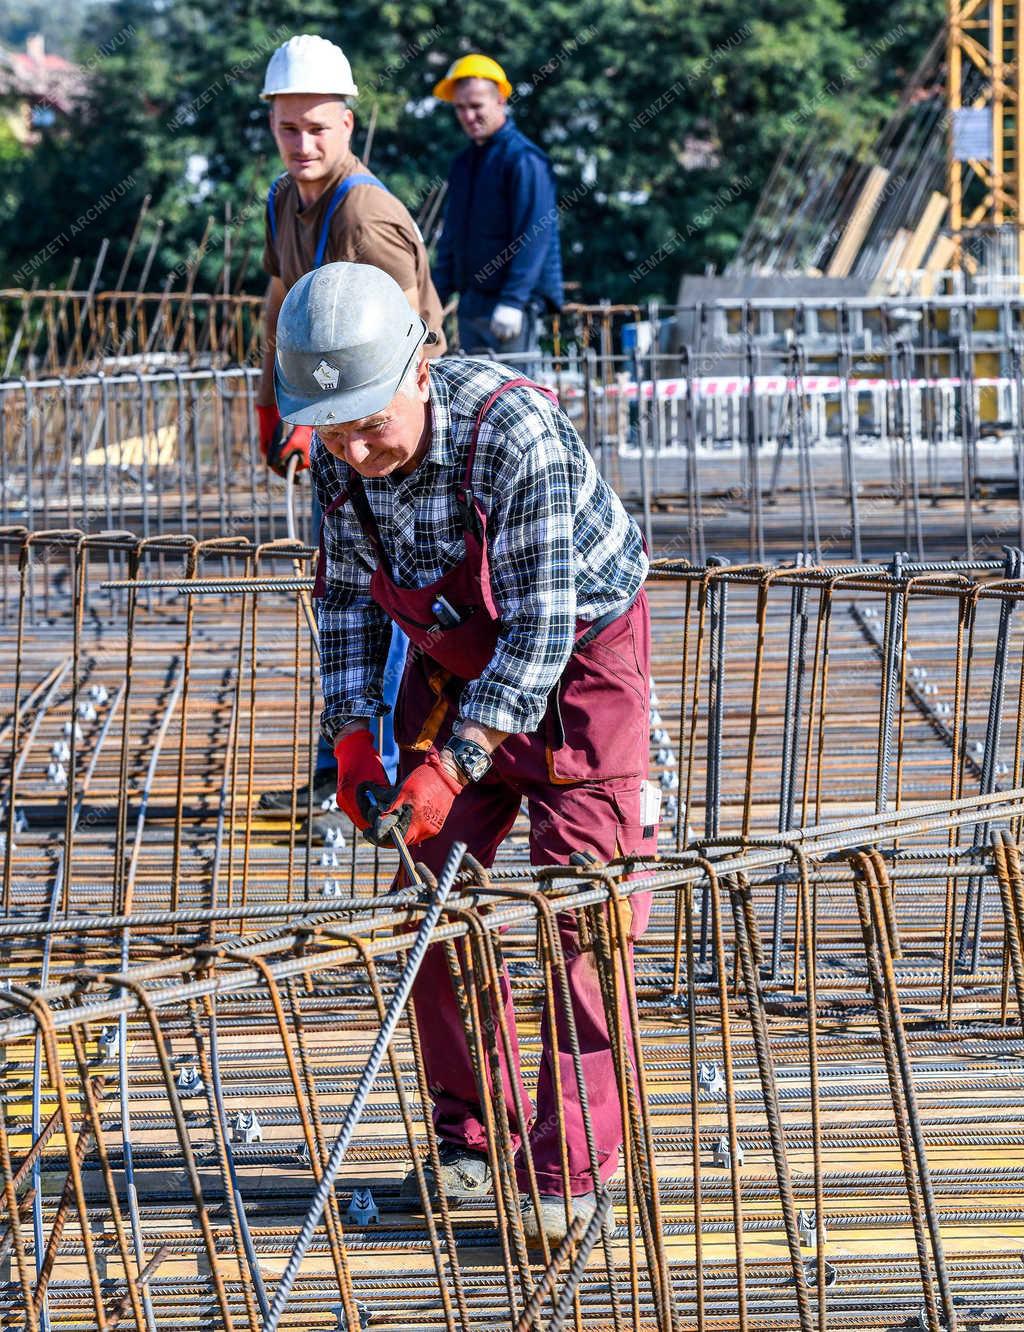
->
xmin=257 ymin=403 xmax=280 ymax=456
xmin=257 ymin=403 xmax=312 ymax=477
xmin=334 ymin=729 xmax=389 ymax=831
xmin=383 ymin=750 xmax=463 ymax=846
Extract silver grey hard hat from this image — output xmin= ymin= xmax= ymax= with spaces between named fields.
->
xmin=274 ymin=261 xmax=430 ymax=426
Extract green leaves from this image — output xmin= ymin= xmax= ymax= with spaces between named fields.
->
xmin=0 ymin=0 xmax=943 ymax=305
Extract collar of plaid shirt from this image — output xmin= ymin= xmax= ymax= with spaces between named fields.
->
xmin=419 ymin=362 xmax=459 ymax=471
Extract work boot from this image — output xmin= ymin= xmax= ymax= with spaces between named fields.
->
xmin=401 ymin=1141 xmax=492 ymax=1209
xmin=520 ymin=1190 xmax=610 ymax=1248
xmin=259 ymin=766 xmax=336 ymax=813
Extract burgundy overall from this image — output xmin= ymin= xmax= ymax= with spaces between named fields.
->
xmin=316 ymin=377 xmax=653 ymax=1195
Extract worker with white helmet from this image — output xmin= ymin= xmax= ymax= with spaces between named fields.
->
xmin=257 ymin=34 xmax=444 ymax=826
xmin=257 ymin=34 xmax=445 ymax=472
xmin=275 ymin=260 xmax=654 ymax=1247
xmin=432 ymin=53 xmax=564 ymax=358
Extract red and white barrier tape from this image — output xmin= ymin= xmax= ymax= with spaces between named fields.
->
xmin=557 ymin=374 xmax=1012 ymax=400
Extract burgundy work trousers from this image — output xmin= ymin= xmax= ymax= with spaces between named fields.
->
xmin=395 ymin=591 xmax=655 ymax=1196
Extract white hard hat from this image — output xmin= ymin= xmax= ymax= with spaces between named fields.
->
xmin=261 ymin=35 xmax=358 ymax=101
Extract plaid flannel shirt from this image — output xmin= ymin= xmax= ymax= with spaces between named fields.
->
xmin=311 ymin=357 xmax=647 ymax=742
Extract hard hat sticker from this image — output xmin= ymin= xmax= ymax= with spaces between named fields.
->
xmin=313 ymin=359 xmax=340 ymax=391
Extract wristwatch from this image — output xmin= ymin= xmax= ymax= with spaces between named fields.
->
xmin=441 ymin=736 xmax=493 ymax=784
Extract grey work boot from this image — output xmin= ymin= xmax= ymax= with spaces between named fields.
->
xmin=401 ymin=1141 xmax=492 ymax=1209
xmin=259 ymin=766 xmax=336 ymax=813
xmin=520 ymin=1190 xmax=610 ymax=1248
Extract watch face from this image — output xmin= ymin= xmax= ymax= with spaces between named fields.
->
xmin=449 ymin=739 xmax=491 ymax=782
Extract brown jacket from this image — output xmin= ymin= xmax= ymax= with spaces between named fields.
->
xmin=263 ymin=151 xmax=446 ymax=356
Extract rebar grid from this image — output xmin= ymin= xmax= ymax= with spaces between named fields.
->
xmin=4 ymin=530 xmax=1024 ymax=1327
xmin=3 ymin=806 xmax=1024 ymax=1330
xmin=4 ymin=530 xmax=1024 ymax=974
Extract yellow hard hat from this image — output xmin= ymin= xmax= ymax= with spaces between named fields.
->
xmin=433 ymin=53 xmax=512 ymax=102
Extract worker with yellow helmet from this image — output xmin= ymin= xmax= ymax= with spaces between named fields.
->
xmin=432 ymin=53 xmax=564 ymax=358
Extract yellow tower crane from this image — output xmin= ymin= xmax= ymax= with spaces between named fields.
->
xmin=948 ymin=0 xmax=1024 ymax=272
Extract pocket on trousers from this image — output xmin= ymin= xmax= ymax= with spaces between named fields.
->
xmin=609 ymin=778 xmax=654 ymax=940
xmin=545 ymin=615 xmax=647 ymax=782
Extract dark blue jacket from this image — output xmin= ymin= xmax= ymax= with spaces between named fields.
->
xmin=432 ymin=117 xmax=564 ymax=311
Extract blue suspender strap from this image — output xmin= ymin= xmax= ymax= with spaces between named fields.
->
xmin=266 ymin=176 xmax=284 ymax=246
xmin=313 ymin=173 xmax=390 ymax=267
xmin=269 ymin=172 xmax=390 ymax=267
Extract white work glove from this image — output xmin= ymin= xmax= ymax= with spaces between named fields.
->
xmin=490 ymin=302 xmax=524 ymax=342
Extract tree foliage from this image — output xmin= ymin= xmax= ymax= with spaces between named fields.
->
xmin=0 ymin=0 xmax=943 ymax=303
